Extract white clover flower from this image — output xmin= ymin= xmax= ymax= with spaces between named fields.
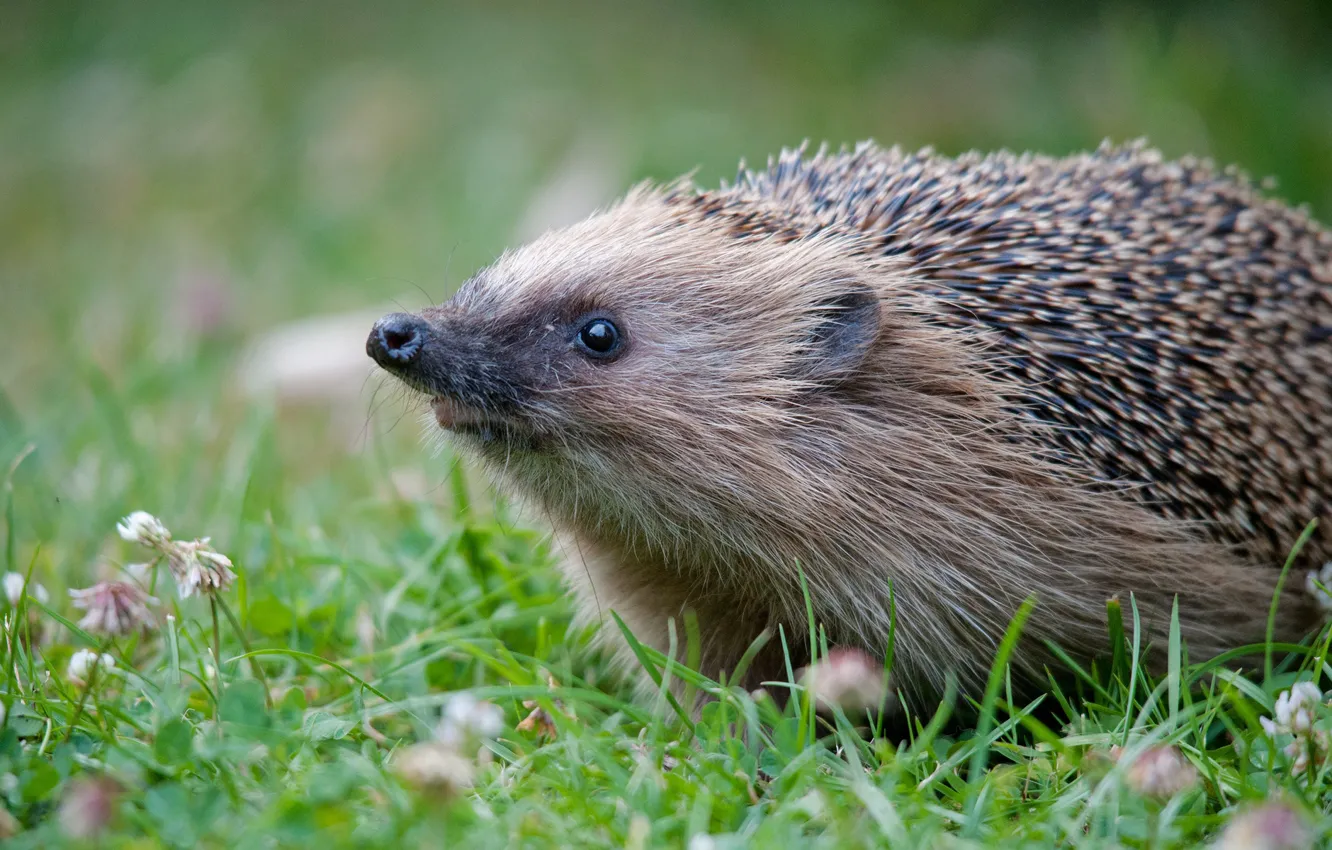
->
xmin=800 ymin=647 xmax=889 ymax=714
xmin=122 ymin=562 xmax=153 ymax=583
xmin=3 ymin=572 xmax=49 ymax=606
xmin=1274 ymin=682 xmax=1320 ymax=728
xmin=57 ymin=776 xmax=119 ymax=840
xmin=1216 ymin=801 xmax=1314 ymax=850
xmin=66 ymin=649 xmax=115 ymax=685
xmin=438 ymin=693 xmax=505 ymax=747
xmin=1122 ymin=745 xmax=1199 ymax=799
xmin=116 ymin=511 xmax=171 ymax=548
xmin=471 ymin=705 xmax=504 ymax=739
xmin=115 ymin=513 xmax=237 ymax=598
xmin=3 ymin=573 xmax=22 ymax=605
xmin=442 ymin=693 xmax=479 ymax=728
xmin=1260 ymin=681 xmax=1330 ymax=776
xmin=69 ymin=581 xmax=158 ymax=636
xmin=1290 ymin=742 xmax=1312 ymax=776
xmin=394 ymin=741 xmax=475 ymax=797
xmin=1275 ymin=682 xmax=1321 ymax=734
xmin=168 ymin=539 xmax=237 ymax=598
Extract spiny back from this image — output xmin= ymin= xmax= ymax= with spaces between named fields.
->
xmin=695 ymin=141 xmax=1332 ymax=563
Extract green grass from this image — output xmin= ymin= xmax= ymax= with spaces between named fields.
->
xmin=2 ymin=0 xmax=1331 ymax=846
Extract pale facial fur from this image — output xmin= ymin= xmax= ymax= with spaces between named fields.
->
xmin=368 ymin=145 xmax=1329 ymax=710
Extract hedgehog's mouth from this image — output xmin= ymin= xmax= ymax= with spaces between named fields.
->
xmin=431 ymin=396 xmax=535 ymax=448
xmin=431 ymin=396 xmax=489 ymax=430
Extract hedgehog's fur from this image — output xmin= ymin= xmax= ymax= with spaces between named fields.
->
xmin=700 ymin=141 xmax=1332 ymax=566
xmin=370 ymin=140 xmax=1331 ymax=710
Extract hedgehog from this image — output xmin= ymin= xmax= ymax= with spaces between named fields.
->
xmin=367 ymin=140 xmax=1332 ymax=710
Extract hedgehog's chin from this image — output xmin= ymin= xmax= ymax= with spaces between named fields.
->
xmin=431 ymin=396 xmax=489 ymax=430
xmin=431 ymin=396 xmax=502 ymax=443
xmin=432 ymin=396 xmax=543 ymax=452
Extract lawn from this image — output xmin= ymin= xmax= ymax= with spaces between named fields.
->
xmin=1 ymin=0 xmax=1331 ymax=846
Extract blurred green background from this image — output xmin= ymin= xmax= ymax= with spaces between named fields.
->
xmin=1 ymin=0 xmax=1330 ymax=550
xmin=0 ymin=7 xmax=1327 ymax=842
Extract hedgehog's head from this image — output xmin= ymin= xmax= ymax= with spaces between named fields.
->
xmin=367 ymin=188 xmax=916 ymax=547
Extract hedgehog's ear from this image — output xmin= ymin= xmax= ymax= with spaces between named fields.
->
xmin=796 ymin=281 xmax=881 ymax=383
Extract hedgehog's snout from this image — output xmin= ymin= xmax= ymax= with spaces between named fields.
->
xmin=367 ymin=312 xmax=430 ymax=371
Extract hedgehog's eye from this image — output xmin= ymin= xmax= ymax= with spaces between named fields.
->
xmin=576 ymin=318 xmax=621 ymax=358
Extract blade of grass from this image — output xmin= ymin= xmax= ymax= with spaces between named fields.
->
xmin=872 ymin=579 xmax=897 ymax=739
xmin=1167 ymin=595 xmax=1181 ymax=731
xmin=1119 ymin=594 xmax=1143 ymax=742
xmin=962 ymin=595 xmax=1035 ymax=837
xmin=609 ymin=611 xmax=697 ymax=735
xmin=724 ymin=628 xmax=772 ymax=691
xmin=1106 ymin=596 xmax=1127 ymax=686
xmin=799 ymin=563 xmax=817 ymax=750
xmin=1266 ymin=518 xmax=1317 ymax=684
xmin=682 ymin=609 xmax=701 ymax=721
xmin=905 ymin=674 xmax=957 ymax=760
xmin=231 ymin=648 xmax=398 ymax=707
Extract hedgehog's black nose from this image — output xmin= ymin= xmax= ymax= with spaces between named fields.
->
xmin=367 ymin=313 xmax=429 ymax=369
